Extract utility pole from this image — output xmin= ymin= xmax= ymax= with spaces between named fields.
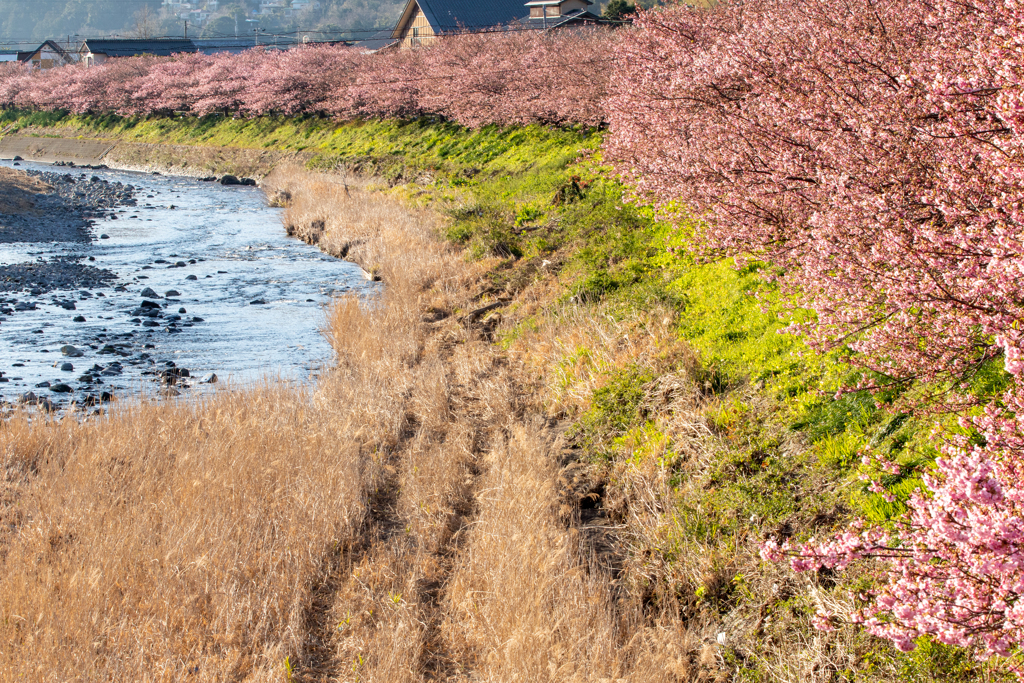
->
xmin=184 ymin=20 xmax=188 ymax=38
xmin=254 ymin=27 xmax=259 ymax=46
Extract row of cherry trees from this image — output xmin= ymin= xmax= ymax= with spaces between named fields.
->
xmin=604 ymin=0 xmax=1024 ymax=666
xmin=0 ymin=30 xmax=610 ymax=128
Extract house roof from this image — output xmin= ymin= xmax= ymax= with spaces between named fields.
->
xmin=356 ymin=29 xmax=399 ymax=53
xmin=392 ymin=0 xmax=537 ymax=38
xmin=19 ymin=40 xmax=75 ymax=64
xmin=82 ymin=39 xmax=198 ymax=58
xmin=191 ymin=37 xmax=297 ymax=55
xmin=524 ymin=0 xmax=592 ymax=5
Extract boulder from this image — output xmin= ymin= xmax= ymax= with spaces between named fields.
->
xmin=60 ymin=345 xmax=84 ymax=357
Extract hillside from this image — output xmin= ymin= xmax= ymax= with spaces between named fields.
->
xmin=0 ymin=0 xmax=403 ymax=47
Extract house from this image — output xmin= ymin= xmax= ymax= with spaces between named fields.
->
xmin=80 ymin=39 xmax=198 ymax=67
xmin=523 ymin=0 xmax=602 ymax=27
xmin=191 ymin=37 xmax=298 ymax=54
xmin=390 ymin=0 xmax=604 ymax=48
xmin=355 ymin=28 xmax=399 ymax=53
xmin=18 ymin=40 xmax=76 ymax=69
xmin=0 ymin=50 xmax=20 ymax=62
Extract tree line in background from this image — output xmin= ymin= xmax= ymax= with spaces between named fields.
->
xmin=4 ymin=0 xmax=1024 ymax=669
xmin=0 ymin=30 xmax=610 ymax=126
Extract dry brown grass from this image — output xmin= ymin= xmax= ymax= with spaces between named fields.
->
xmin=0 ymin=164 xmax=720 ymax=682
xmin=0 ymin=166 xmax=50 ymax=214
xmin=0 ymin=387 xmax=365 ymax=681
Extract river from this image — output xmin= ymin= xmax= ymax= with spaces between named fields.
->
xmin=0 ymin=161 xmax=377 ymax=409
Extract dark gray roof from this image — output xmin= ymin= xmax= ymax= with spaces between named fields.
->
xmin=191 ymin=37 xmax=298 ymax=55
xmin=401 ymin=0 xmax=536 ymax=35
xmin=82 ymin=39 xmax=198 ymax=57
xmin=356 ymin=29 xmax=399 ymax=52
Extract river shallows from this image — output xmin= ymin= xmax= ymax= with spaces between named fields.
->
xmin=0 ymin=162 xmax=377 ymax=406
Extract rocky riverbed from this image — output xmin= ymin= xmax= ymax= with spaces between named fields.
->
xmin=0 ymin=161 xmax=375 ymax=414
xmin=0 ymin=167 xmax=137 ymax=243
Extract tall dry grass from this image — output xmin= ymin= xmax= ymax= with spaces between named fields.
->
xmin=0 ymin=163 xmax=717 ymax=682
xmin=0 ymin=387 xmax=364 ymax=681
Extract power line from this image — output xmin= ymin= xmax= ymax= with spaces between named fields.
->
xmin=0 ymin=18 xmax=610 ymax=48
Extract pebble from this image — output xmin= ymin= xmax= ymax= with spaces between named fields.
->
xmin=140 ymin=287 xmax=160 ymax=298
xmin=185 ymin=274 xmax=198 ymax=280
xmin=50 ymin=383 xmax=72 ymax=393
xmin=165 ymin=290 xmax=180 ymax=297
xmin=60 ymin=362 xmax=73 ymax=372
xmin=60 ymin=345 xmax=84 ymax=357
xmin=73 ymin=315 xmax=86 ymax=322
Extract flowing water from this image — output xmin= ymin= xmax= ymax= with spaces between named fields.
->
xmin=0 ymin=161 xmax=377 ymax=408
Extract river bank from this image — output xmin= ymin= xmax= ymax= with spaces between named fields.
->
xmin=0 ymin=113 xmax=982 ymax=681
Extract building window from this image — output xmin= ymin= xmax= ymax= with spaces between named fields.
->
xmin=530 ymin=6 xmax=543 ymax=17
xmin=412 ymin=27 xmax=420 ymax=36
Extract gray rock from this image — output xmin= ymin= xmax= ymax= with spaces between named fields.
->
xmin=60 ymin=362 xmax=73 ymax=372
xmin=61 ymin=345 xmax=84 ymax=357
xmin=199 ymin=372 xmax=217 ymax=384
xmin=185 ymin=274 xmax=198 ymax=281
xmin=140 ymin=287 xmax=160 ymax=298
xmin=50 ymin=383 xmax=72 ymax=393
xmin=165 ymin=290 xmax=180 ymax=298
xmin=73 ymin=315 xmax=86 ymax=322
xmin=250 ymin=299 xmax=267 ymax=305
xmin=219 ymin=175 xmax=240 ymax=185
xmin=14 ymin=302 xmax=36 ymax=311
xmin=98 ymin=345 xmax=118 ymax=354
xmin=35 ymin=381 xmax=50 ymax=388
xmin=18 ymin=391 xmax=37 ymax=404
xmin=160 ymin=387 xmax=181 ymax=398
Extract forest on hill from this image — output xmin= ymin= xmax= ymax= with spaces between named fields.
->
xmin=0 ymin=0 xmax=403 ymax=48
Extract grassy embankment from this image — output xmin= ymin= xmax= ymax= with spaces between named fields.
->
xmin=0 ymin=109 xmax=1013 ymax=681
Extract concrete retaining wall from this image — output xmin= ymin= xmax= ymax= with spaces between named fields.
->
xmin=0 ymin=136 xmax=115 ymax=164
